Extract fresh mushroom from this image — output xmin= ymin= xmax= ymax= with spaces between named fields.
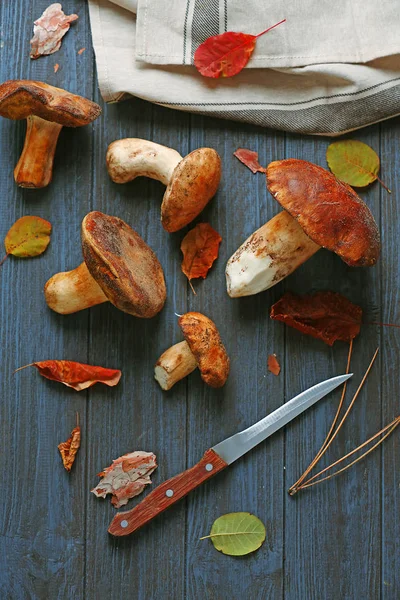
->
xmin=0 ymin=80 xmax=101 ymax=188
xmin=45 ymin=211 xmax=166 ymax=317
xmin=106 ymin=139 xmax=221 ymax=232
xmin=226 ymin=159 xmax=380 ymax=297
xmin=154 ymin=312 xmax=230 ymax=390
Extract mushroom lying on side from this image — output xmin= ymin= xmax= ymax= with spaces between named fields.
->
xmin=226 ymin=159 xmax=380 ymax=297
xmin=154 ymin=312 xmax=230 ymax=390
xmin=106 ymin=139 xmax=221 ymax=232
xmin=0 ymin=80 xmax=101 ymax=188
xmin=45 ymin=211 xmax=166 ymax=317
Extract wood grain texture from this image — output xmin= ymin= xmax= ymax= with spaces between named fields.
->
xmin=0 ymin=1 xmax=399 ymax=599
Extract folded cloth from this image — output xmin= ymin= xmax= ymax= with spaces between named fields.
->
xmin=88 ymin=0 xmax=400 ymax=135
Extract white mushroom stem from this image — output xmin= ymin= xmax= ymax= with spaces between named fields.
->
xmin=44 ymin=262 xmax=108 ymax=314
xmin=226 ymin=211 xmax=320 ymax=297
xmin=154 ymin=341 xmax=198 ymax=391
xmin=14 ymin=115 xmax=63 ymax=188
xmin=106 ymin=139 xmax=183 ymax=185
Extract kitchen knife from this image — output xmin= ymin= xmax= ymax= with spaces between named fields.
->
xmin=108 ymin=373 xmax=352 ymax=536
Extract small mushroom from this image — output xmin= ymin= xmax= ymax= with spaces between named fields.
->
xmin=106 ymin=139 xmax=221 ymax=232
xmin=154 ymin=312 xmax=230 ymax=390
xmin=45 ymin=211 xmax=166 ymax=317
xmin=226 ymin=159 xmax=380 ymax=297
xmin=0 ymin=80 xmax=101 ymax=188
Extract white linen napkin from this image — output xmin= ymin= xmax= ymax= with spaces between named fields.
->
xmin=88 ymin=0 xmax=400 ymax=135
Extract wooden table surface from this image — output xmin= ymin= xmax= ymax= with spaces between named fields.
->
xmin=1 ymin=2 xmax=399 ymax=599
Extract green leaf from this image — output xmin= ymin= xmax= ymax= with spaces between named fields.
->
xmin=326 ymin=140 xmax=391 ymax=193
xmin=200 ymin=512 xmax=266 ymax=556
xmin=2 ymin=216 xmax=52 ymax=264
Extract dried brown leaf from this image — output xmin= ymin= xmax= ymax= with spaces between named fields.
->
xmin=30 ymin=3 xmax=78 ymax=59
xmin=58 ymin=426 xmax=81 ymax=472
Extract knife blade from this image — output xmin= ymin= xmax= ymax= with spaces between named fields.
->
xmin=108 ymin=373 xmax=352 ymax=536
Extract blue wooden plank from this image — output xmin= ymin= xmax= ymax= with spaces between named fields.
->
xmin=282 ymin=129 xmax=383 ymax=600
xmin=185 ymin=117 xmax=286 ymax=600
xmin=0 ymin=1 xmax=94 ymax=599
xmin=83 ymin=99 xmax=190 ymax=600
xmin=379 ymin=116 xmax=400 ymax=599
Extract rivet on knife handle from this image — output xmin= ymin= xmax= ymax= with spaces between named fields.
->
xmin=108 ymin=449 xmax=228 ymax=536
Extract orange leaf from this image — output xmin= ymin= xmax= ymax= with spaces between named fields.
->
xmin=15 ymin=360 xmax=121 ymax=391
xmin=30 ymin=3 xmax=78 ymax=59
xmin=270 ymin=291 xmax=362 ymax=346
xmin=77 ymin=47 xmax=86 ymax=55
xmin=91 ymin=451 xmax=157 ymax=508
xmin=181 ymin=223 xmax=222 ymax=290
xmin=194 ymin=20 xmax=285 ymax=79
xmin=58 ymin=426 xmax=81 ymax=472
xmin=54 ymin=63 xmax=59 ymax=73
xmin=267 ymin=354 xmax=281 ymax=376
xmin=234 ymin=149 xmax=266 ymax=174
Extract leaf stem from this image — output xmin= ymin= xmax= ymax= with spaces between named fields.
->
xmin=298 ymin=416 xmax=400 ymax=490
xmin=0 ymin=254 xmax=8 ymax=266
xmin=288 ymin=340 xmax=353 ymax=495
xmin=366 ymin=321 xmax=400 ymax=329
xmin=200 ymin=532 xmax=262 ymax=540
xmin=14 ymin=363 xmax=35 ymax=373
xmin=375 ymin=175 xmax=391 ymax=194
xmin=256 ymin=19 xmax=286 ymax=38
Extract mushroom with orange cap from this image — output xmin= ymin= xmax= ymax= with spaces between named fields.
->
xmin=106 ymin=139 xmax=221 ymax=232
xmin=154 ymin=312 xmax=230 ymax=390
xmin=0 ymin=80 xmax=101 ymax=188
xmin=45 ymin=211 xmax=166 ymax=317
xmin=226 ymin=159 xmax=380 ymax=297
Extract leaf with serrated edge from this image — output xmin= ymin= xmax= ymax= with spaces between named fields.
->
xmin=200 ymin=512 xmax=266 ymax=556
xmin=326 ymin=140 xmax=390 ymax=192
xmin=4 ymin=216 xmax=51 ymax=259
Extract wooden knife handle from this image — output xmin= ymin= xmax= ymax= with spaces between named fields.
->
xmin=108 ymin=448 xmax=228 ymax=536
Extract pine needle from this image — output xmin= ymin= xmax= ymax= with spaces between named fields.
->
xmin=289 ymin=346 xmax=379 ymax=495
xmin=298 ymin=416 xmax=400 ymax=490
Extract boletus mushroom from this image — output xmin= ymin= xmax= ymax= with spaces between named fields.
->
xmin=226 ymin=159 xmax=380 ymax=297
xmin=0 ymin=80 xmax=101 ymax=188
xmin=154 ymin=312 xmax=230 ymax=390
xmin=45 ymin=211 xmax=166 ymax=317
xmin=106 ymin=139 xmax=221 ymax=232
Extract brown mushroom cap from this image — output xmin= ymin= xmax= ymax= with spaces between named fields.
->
xmin=0 ymin=80 xmax=101 ymax=126
xmin=81 ymin=212 xmax=166 ymax=318
xmin=161 ymin=148 xmax=221 ymax=233
xmin=178 ymin=312 xmax=229 ymax=387
xmin=266 ymin=159 xmax=380 ymax=267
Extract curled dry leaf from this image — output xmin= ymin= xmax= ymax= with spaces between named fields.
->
xmin=200 ymin=512 xmax=266 ymax=556
xmin=91 ymin=451 xmax=157 ymax=508
xmin=15 ymin=360 xmax=121 ymax=391
xmin=194 ymin=20 xmax=285 ymax=78
xmin=326 ymin=140 xmax=391 ymax=193
xmin=234 ymin=149 xmax=266 ymax=174
xmin=30 ymin=3 xmax=78 ymax=59
xmin=270 ymin=291 xmax=362 ymax=346
xmin=1 ymin=216 xmax=52 ymax=266
xmin=58 ymin=425 xmax=81 ymax=472
xmin=267 ymin=354 xmax=281 ymax=376
xmin=181 ymin=223 xmax=222 ymax=291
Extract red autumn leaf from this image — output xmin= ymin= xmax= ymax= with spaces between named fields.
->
xmin=234 ymin=149 xmax=267 ymax=174
xmin=15 ymin=360 xmax=121 ymax=391
xmin=267 ymin=354 xmax=281 ymax=376
xmin=181 ymin=223 xmax=222 ymax=291
xmin=58 ymin=425 xmax=81 ymax=472
xmin=91 ymin=451 xmax=157 ymax=508
xmin=30 ymin=3 xmax=78 ymax=59
xmin=194 ymin=19 xmax=286 ymax=79
xmin=270 ymin=291 xmax=362 ymax=346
